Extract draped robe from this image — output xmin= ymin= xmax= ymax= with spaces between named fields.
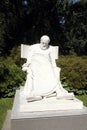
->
xmin=23 ymin=44 xmax=58 ymax=98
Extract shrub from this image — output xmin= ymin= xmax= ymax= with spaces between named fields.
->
xmin=0 ymin=58 xmax=25 ymax=98
xmin=56 ymin=55 xmax=87 ymax=95
xmin=8 ymin=45 xmax=26 ymax=67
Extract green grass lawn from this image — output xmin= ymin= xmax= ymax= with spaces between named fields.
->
xmin=0 ymin=98 xmax=14 ymax=130
xmin=0 ymin=95 xmax=87 ymax=130
xmin=76 ymin=95 xmax=87 ymax=107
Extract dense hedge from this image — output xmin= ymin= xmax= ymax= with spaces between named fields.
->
xmin=0 ymin=58 xmax=25 ymax=98
xmin=56 ymin=55 xmax=87 ymax=95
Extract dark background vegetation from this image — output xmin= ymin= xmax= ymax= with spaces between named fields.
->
xmin=0 ymin=0 xmax=87 ymax=97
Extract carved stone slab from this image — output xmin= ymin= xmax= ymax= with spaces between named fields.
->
xmin=11 ymin=90 xmax=87 ymax=130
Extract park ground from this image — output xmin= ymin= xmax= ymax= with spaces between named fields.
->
xmin=0 ymin=95 xmax=87 ymax=130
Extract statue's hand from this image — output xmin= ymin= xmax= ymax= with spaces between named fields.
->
xmin=22 ymin=63 xmax=27 ymax=67
xmin=22 ymin=63 xmax=30 ymax=71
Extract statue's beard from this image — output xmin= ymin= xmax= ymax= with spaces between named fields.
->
xmin=40 ymin=45 xmax=49 ymax=50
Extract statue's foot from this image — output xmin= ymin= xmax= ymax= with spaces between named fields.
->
xmin=26 ymin=96 xmax=42 ymax=102
xmin=56 ymin=92 xmax=74 ymax=100
xmin=46 ymin=92 xmax=56 ymax=98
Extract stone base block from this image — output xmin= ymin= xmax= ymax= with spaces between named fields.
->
xmin=11 ymin=90 xmax=87 ymax=130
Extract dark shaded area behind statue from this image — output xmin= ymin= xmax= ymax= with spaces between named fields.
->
xmin=0 ymin=0 xmax=87 ymax=56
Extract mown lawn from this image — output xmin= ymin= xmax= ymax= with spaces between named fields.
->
xmin=0 ymin=95 xmax=87 ymax=130
xmin=76 ymin=95 xmax=87 ymax=107
xmin=0 ymin=98 xmax=13 ymax=130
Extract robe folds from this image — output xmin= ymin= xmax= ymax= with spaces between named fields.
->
xmin=29 ymin=53 xmax=58 ymax=96
xmin=23 ymin=44 xmax=58 ymax=98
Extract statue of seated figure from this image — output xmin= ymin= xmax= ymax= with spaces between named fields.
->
xmin=21 ymin=35 xmax=74 ymax=102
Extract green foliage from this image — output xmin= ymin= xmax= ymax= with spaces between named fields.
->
xmin=0 ymin=12 xmax=7 ymax=56
xmin=76 ymin=94 xmax=87 ymax=106
xmin=64 ymin=0 xmax=87 ymax=55
xmin=57 ymin=55 xmax=87 ymax=95
xmin=0 ymin=0 xmax=87 ymax=56
xmin=0 ymin=58 xmax=25 ymax=98
xmin=8 ymin=45 xmax=21 ymax=66
xmin=8 ymin=45 xmax=26 ymax=67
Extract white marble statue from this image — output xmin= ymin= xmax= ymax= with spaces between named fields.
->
xmin=22 ymin=35 xmax=74 ymax=102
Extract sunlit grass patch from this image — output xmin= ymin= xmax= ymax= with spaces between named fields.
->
xmin=0 ymin=98 xmax=13 ymax=130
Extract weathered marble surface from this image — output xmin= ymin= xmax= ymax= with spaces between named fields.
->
xmin=19 ymin=89 xmax=83 ymax=113
xmin=21 ymin=35 xmax=74 ymax=101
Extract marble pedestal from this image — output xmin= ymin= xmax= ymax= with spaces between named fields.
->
xmin=19 ymin=90 xmax=83 ymax=112
xmin=11 ymin=90 xmax=87 ymax=130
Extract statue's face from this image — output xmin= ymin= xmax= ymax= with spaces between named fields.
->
xmin=40 ymin=39 xmax=49 ymax=50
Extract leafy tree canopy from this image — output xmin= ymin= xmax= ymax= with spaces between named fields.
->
xmin=0 ymin=0 xmax=87 ymax=55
